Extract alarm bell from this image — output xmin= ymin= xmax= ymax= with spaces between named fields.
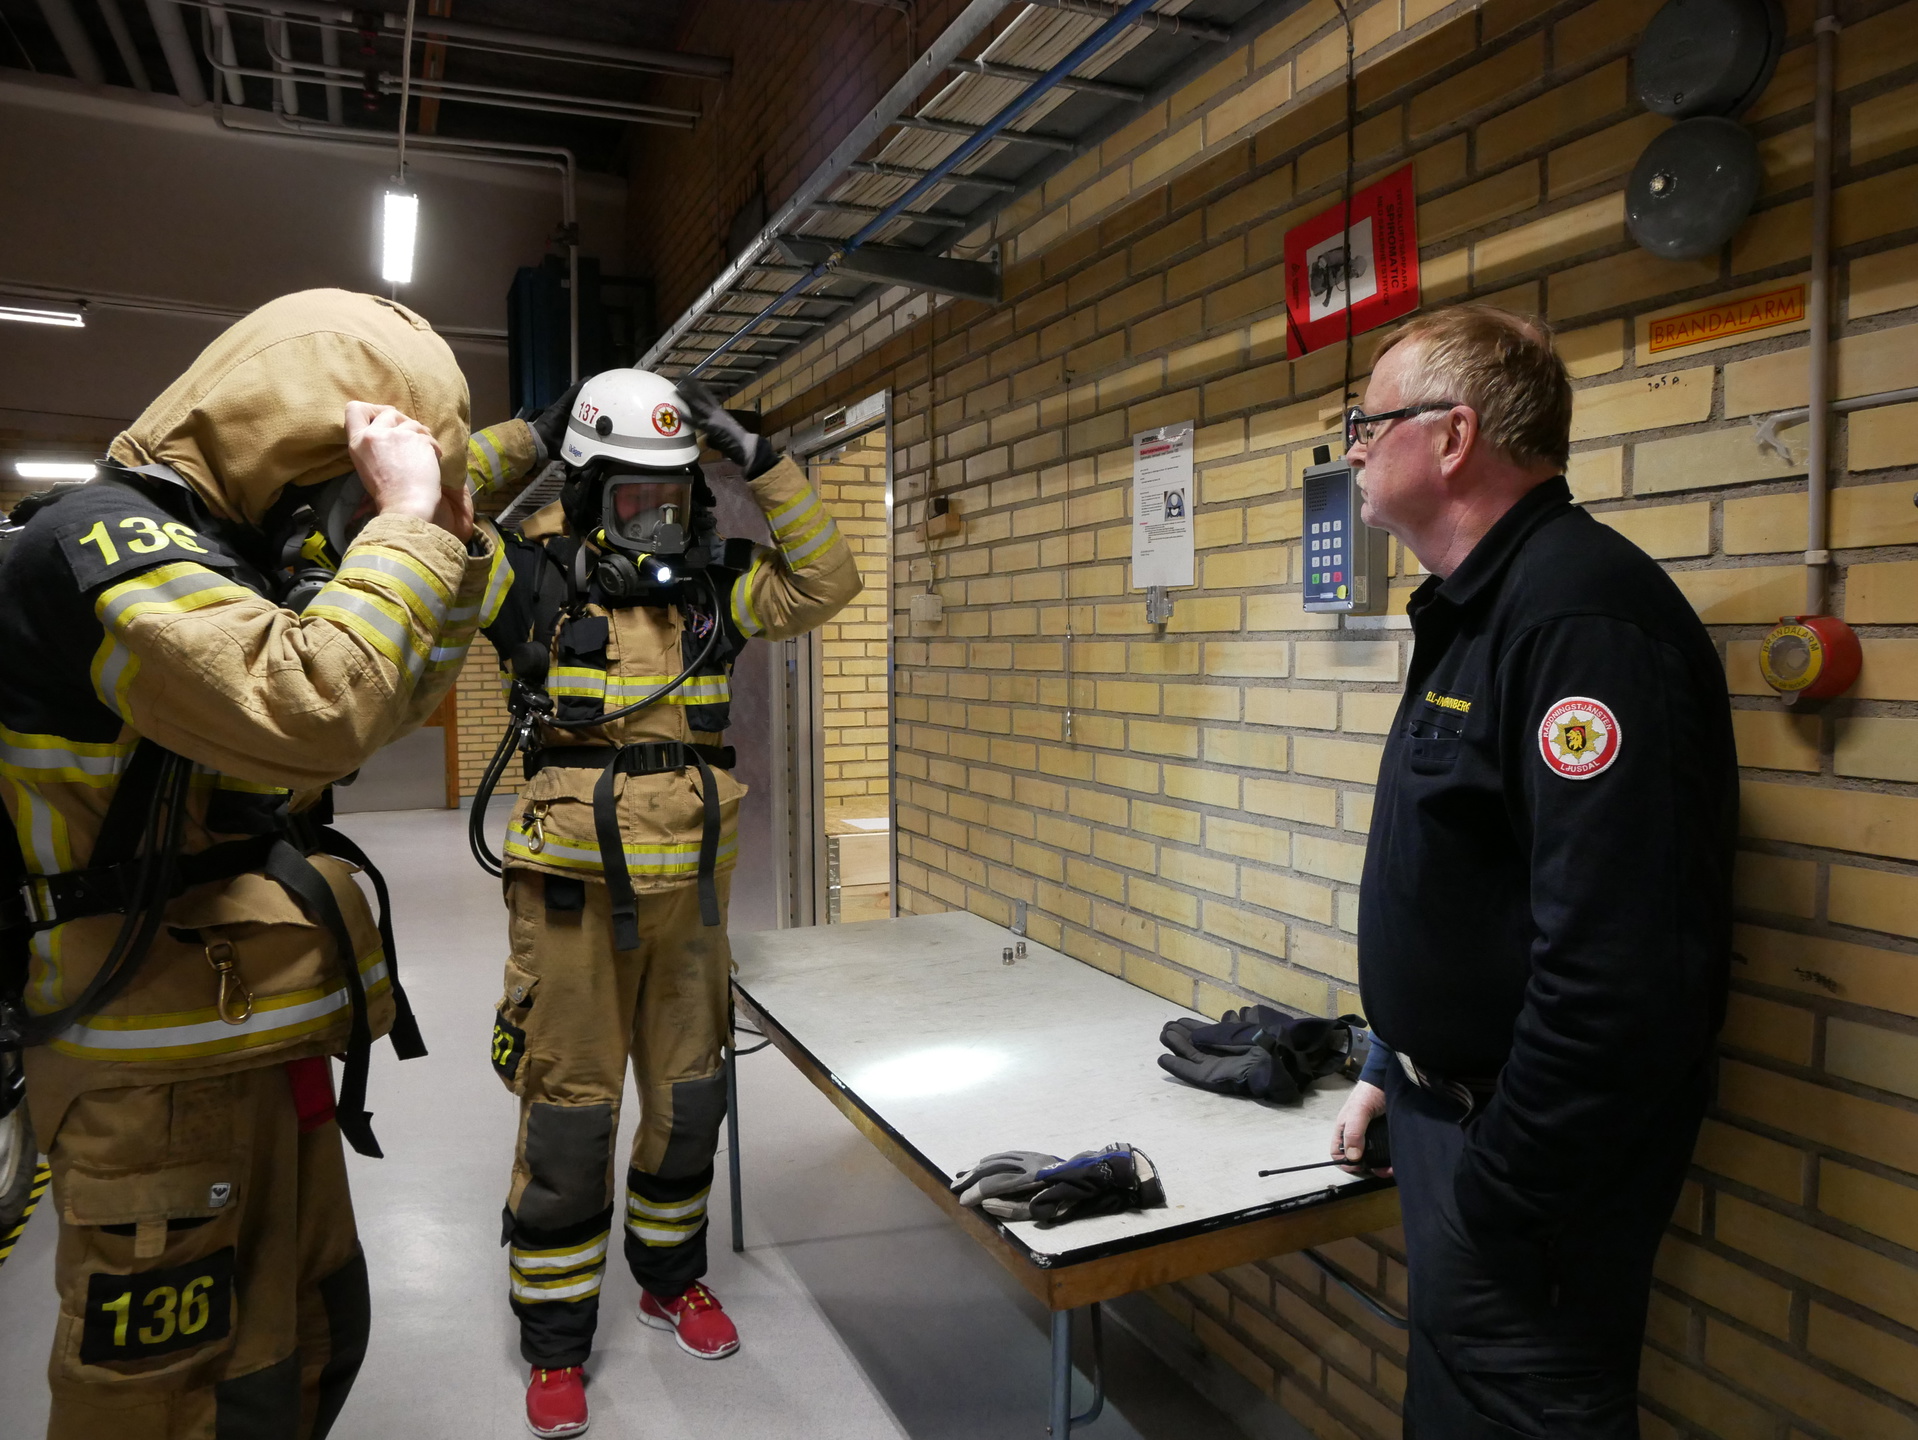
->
xmin=1759 ymin=615 xmax=1860 ymax=703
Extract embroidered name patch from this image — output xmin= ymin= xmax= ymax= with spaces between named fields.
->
xmin=1539 ymin=696 xmax=1620 ymax=779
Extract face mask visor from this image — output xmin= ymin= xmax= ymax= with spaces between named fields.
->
xmin=307 ymin=470 xmax=374 ymax=559
xmin=602 ymin=475 xmax=692 ymax=556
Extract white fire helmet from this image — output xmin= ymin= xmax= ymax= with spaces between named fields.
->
xmin=559 ymin=367 xmax=700 ymax=471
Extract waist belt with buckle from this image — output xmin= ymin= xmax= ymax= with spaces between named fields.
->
xmin=1397 ymin=1052 xmax=1499 ymax=1118
xmin=530 ymin=743 xmax=736 ymax=945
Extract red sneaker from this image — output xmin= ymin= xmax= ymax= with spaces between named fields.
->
xmin=525 ymin=1366 xmax=589 ymax=1438
xmin=639 ymin=1281 xmax=740 ymax=1359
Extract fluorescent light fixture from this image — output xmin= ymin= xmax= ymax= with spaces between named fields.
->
xmin=381 ymin=190 xmax=419 ymax=284
xmin=0 ymin=296 xmax=86 ymax=328
xmin=14 ymin=461 xmax=97 ymax=481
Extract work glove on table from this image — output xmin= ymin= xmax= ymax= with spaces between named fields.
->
xmin=951 ymin=1143 xmax=1166 ymax=1228
xmin=1158 ymin=1008 xmax=1368 ymax=1103
xmin=677 ymin=377 xmax=777 ymax=479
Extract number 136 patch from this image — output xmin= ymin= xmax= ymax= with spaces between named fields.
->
xmin=81 ymin=1246 xmax=235 ymax=1364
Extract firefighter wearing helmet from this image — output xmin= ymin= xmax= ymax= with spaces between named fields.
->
xmin=463 ymin=369 xmax=861 ymax=1437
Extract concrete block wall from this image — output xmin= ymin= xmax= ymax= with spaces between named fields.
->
xmin=708 ymin=0 xmax=1918 ymax=1434
xmin=812 ymin=429 xmax=894 ymax=810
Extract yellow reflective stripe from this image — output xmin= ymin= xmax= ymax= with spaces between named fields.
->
xmin=306 ymin=588 xmax=426 ymax=679
xmin=546 ymin=670 xmax=730 ymax=705
xmin=730 ymin=557 xmax=766 ymax=638
xmin=478 ymin=541 xmax=513 ymax=628
xmin=627 ymin=1186 xmax=709 ymax=1221
xmin=781 ymin=509 xmax=841 ymax=566
xmin=0 ymin=724 xmax=135 ymax=786
xmin=510 ymin=1234 xmax=610 ymax=1273
xmin=466 ymin=427 xmax=508 ymax=493
xmin=88 ymin=634 xmax=141 ymax=720
xmin=502 ymin=829 xmax=738 ymax=876
xmin=97 ymin=563 xmax=258 ymax=632
xmin=337 ymin=549 xmax=452 ymax=628
xmin=46 ymin=949 xmax=390 ymax=1062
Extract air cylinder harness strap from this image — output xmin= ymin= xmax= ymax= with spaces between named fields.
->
xmin=0 ymin=739 xmax=425 ymax=1159
xmin=532 ymin=741 xmax=735 ymax=943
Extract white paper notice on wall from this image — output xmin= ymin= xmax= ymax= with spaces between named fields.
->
xmin=1132 ymin=423 xmax=1195 ymax=589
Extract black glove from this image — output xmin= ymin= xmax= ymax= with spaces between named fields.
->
xmin=1159 ymin=1016 xmax=1301 ymax=1102
xmin=677 ymin=378 xmax=776 ymax=479
xmin=1158 ymin=1010 xmax=1365 ymax=1103
xmin=951 ymin=1151 xmax=1059 ymax=1219
xmin=523 ymin=380 xmax=583 ymax=465
xmin=1027 ymin=1143 xmax=1165 ymax=1228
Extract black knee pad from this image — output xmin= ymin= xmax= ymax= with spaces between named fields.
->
xmin=518 ymin=1102 xmax=615 ymax=1231
xmin=311 ymin=1252 xmax=370 ymax=1439
xmin=659 ymin=1073 xmax=728 ymax=1179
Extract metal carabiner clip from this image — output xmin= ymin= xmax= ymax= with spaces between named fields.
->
xmin=524 ymin=804 xmax=548 ymax=855
xmin=204 ymin=939 xmax=255 ymax=1026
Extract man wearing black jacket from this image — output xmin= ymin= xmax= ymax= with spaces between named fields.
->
xmin=1327 ymin=305 xmax=1736 ymax=1438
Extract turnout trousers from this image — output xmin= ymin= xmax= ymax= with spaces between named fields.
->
xmin=1387 ymin=1062 xmax=1710 ymax=1439
xmin=491 ymin=869 xmax=733 ymax=1368
xmin=40 ymin=1060 xmax=367 ymax=1440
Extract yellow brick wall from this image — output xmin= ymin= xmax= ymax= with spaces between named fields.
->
xmin=811 ymin=430 xmax=893 ymax=811
xmin=725 ymin=0 xmax=1918 ymax=1434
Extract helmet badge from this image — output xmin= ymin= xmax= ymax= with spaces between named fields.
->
xmin=652 ymin=403 xmax=682 ymax=437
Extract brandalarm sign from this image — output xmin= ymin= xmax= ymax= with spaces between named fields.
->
xmin=1648 ymin=285 xmax=1806 ymax=354
xmin=1282 ymin=164 xmax=1421 ymax=359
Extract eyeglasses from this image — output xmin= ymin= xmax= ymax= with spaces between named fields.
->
xmin=1344 ymin=402 xmax=1459 ymax=449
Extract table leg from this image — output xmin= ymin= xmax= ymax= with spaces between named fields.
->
xmin=1047 ymin=1303 xmax=1108 ymax=1435
xmin=726 ymin=1030 xmax=744 ymax=1254
xmin=1049 ymin=1308 xmax=1072 ymax=1437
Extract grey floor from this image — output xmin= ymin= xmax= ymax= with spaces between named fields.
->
xmin=0 ymin=806 xmax=1281 ymax=1439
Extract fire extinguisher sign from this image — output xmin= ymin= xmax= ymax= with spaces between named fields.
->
xmin=1282 ymin=163 xmax=1422 ymax=359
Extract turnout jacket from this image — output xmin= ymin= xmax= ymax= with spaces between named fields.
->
xmin=1357 ymin=477 xmax=1736 ymax=1241
xmin=0 ymin=290 xmax=507 ymax=1142
xmin=475 ymin=437 xmax=861 ymax=890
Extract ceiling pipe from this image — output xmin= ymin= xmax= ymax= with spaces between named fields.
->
xmin=1027 ymin=0 xmax=1233 ymax=43
xmin=143 ymin=0 xmax=207 ymax=103
xmin=318 ymin=10 xmax=341 ymax=121
xmin=268 ymin=7 xmax=299 ymax=115
xmin=262 ymin=30 xmax=699 ymax=122
xmin=948 ymin=55 xmax=1145 ymax=102
xmin=96 ymin=0 xmax=153 ymax=89
xmin=34 ymin=0 xmax=107 ymax=84
xmin=1803 ymin=0 xmax=1840 ymax=614
xmin=207 ymin=4 xmax=245 ymax=103
xmin=174 ymin=0 xmax=729 ymax=78
xmin=684 ymin=0 xmax=1164 ymax=378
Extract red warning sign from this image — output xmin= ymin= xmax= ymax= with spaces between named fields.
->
xmin=1282 ymin=164 xmax=1421 ymax=359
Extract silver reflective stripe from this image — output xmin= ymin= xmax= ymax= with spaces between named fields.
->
xmin=628 ymin=1188 xmax=709 ymax=1221
xmin=511 ymin=1235 xmax=610 ymax=1273
xmin=309 ymin=590 xmax=427 ymax=682
xmin=99 ymin=567 xmax=243 ymax=630
xmin=338 ymin=553 xmax=450 ymax=628
xmin=565 ymin=415 xmax=690 ymax=453
xmin=511 ymin=1272 xmax=604 ymax=1303
xmin=55 ymin=959 xmax=390 ymax=1052
xmin=0 ymin=734 xmax=126 ymax=781
xmin=782 ymin=519 xmax=839 ymax=566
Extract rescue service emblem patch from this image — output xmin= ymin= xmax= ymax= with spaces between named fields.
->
xmin=1538 ymin=696 xmax=1620 ymax=779
xmin=652 ymin=403 xmax=682 ymax=437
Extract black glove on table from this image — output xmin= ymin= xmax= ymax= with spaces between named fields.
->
xmin=951 ymin=1142 xmax=1166 ymax=1227
xmin=1158 ymin=1008 xmax=1366 ymax=1103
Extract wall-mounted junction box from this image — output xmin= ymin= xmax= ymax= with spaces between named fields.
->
xmin=1301 ymin=446 xmax=1389 ymax=615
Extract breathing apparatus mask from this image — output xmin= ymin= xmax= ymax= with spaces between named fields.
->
xmin=261 ymin=469 xmax=375 ymax=612
xmin=565 ymin=461 xmax=716 ymax=604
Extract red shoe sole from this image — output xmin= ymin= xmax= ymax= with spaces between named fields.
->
xmin=638 ymin=1305 xmax=740 ymax=1360
xmin=527 ymin=1416 xmax=590 ymax=1438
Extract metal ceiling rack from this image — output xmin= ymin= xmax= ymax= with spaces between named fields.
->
xmin=641 ymin=0 xmax=1312 ymax=395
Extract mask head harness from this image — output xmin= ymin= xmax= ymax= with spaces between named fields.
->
xmin=259 ymin=470 xmax=374 ymax=612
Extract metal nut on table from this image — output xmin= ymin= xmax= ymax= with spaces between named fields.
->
xmin=1002 ymin=946 xmax=1014 ymax=965
xmin=1015 ymin=942 xmax=1027 ymax=959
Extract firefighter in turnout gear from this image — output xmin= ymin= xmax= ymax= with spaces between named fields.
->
xmin=0 ymin=290 xmax=511 ymax=1439
xmin=467 ymin=368 xmax=860 ymax=1438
